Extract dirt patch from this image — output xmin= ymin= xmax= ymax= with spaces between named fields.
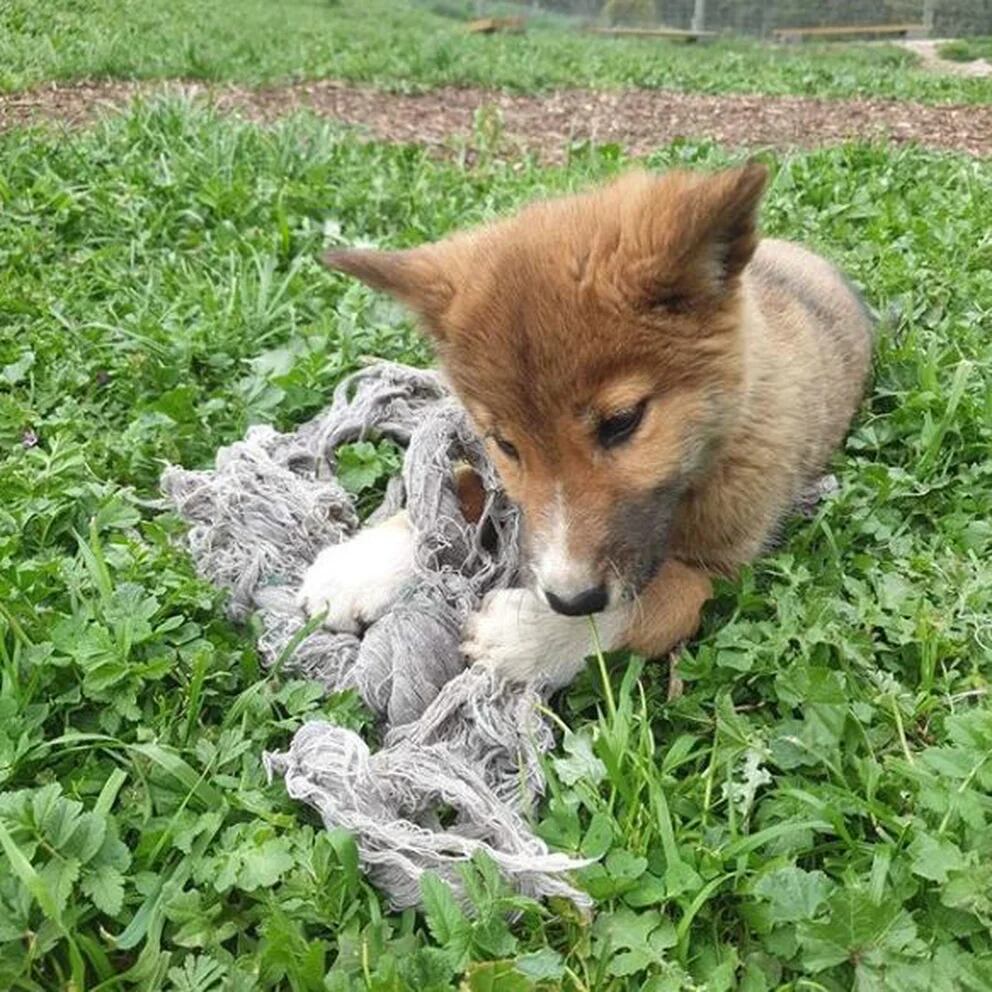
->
xmin=3 ymin=80 xmax=990 ymax=158
xmin=0 ymin=82 xmax=147 ymax=132
xmin=900 ymin=39 xmax=992 ymax=78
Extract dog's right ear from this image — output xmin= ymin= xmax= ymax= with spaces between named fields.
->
xmin=614 ymin=162 xmax=768 ymax=312
xmin=322 ymin=246 xmax=455 ymax=340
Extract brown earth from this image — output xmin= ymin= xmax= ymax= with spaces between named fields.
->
xmin=2 ymin=79 xmax=990 ymax=157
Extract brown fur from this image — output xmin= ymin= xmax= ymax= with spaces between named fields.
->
xmin=324 ymin=163 xmax=873 ymax=658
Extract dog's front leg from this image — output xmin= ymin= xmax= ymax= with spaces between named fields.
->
xmin=463 ymin=588 xmax=631 ymax=690
xmin=298 ymin=511 xmax=416 ymax=633
xmin=624 ymin=559 xmax=713 ymax=658
xmin=463 ymin=559 xmax=712 ymax=690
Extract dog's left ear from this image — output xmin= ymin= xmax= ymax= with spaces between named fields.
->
xmin=628 ymin=161 xmax=768 ymax=309
xmin=322 ymin=245 xmax=456 ymax=339
xmin=680 ymin=160 xmax=768 ymax=287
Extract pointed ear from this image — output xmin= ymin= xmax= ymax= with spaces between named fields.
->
xmin=625 ymin=161 xmax=768 ymax=309
xmin=689 ymin=160 xmax=768 ymax=279
xmin=322 ymin=246 xmax=455 ymax=338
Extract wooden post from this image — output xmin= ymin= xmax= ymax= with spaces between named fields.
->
xmin=922 ymin=0 xmax=936 ymax=33
xmin=691 ymin=0 xmax=706 ymax=34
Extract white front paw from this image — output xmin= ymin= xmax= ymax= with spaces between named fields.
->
xmin=462 ymin=588 xmax=628 ymax=689
xmin=297 ymin=513 xmax=416 ymax=633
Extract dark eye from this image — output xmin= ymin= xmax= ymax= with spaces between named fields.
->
xmin=493 ymin=435 xmax=519 ymax=461
xmin=597 ymin=400 xmax=647 ymax=449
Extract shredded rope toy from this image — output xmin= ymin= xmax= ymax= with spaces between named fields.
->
xmin=161 ymin=362 xmax=592 ymax=909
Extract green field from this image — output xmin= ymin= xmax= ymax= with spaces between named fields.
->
xmin=3 ymin=0 xmax=992 ymax=987
xmin=1 ymin=98 xmax=991 ymax=989
xmin=3 ymin=0 xmax=992 ymax=103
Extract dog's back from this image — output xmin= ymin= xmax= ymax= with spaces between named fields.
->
xmin=749 ymin=238 xmax=873 ymax=473
xmin=669 ymin=239 xmax=874 ymax=572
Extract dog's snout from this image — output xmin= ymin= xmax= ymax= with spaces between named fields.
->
xmin=544 ymin=584 xmax=608 ymax=617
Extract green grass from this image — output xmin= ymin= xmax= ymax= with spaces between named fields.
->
xmin=2 ymin=101 xmax=992 ymax=991
xmin=3 ymin=0 xmax=992 ymax=104
xmin=938 ymin=37 xmax=992 ymax=63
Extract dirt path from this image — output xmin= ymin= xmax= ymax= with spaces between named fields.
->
xmin=900 ymin=39 xmax=992 ymax=78
xmin=2 ymin=80 xmax=990 ymax=157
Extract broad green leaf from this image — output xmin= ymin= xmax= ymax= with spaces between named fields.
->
xmin=0 ymin=816 xmax=64 ymax=927
xmin=40 ymin=856 xmax=80 ymax=918
xmin=237 ymin=837 xmax=295 ymax=891
xmin=753 ymin=866 xmax=834 ymax=924
xmin=605 ymin=849 xmax=647 ymax=886
xmin=624 ymin=872 xmax=667 ymax=908
xmin=909 ymin=833 xmax=967 ymax=884
xmin=940 ymin=863 xmax=992 ymax=922
xmin=580 ymin=811 xmax=614 ymax=859
xmin=799 ymin=888 xmax=918 ymax=972
xmin=464 ymin=959 xmax=534 ymax=992
xmin=553 ymin=729 xmax=606 ymax=787
xmin=609 ymin=947 xmax=656 ymax=977
xmin=397 ymin=946 xmax=459 ymax=989
xmin=593 ymin=904 xmax=675 ymax=976
xmin=514 ymin=948 xmax=564 ymax=981
xmin=81 ymin=864 xmax=126 ymax=916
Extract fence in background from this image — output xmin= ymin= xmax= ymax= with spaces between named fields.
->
xmin=472 ymin=0 xmax=992 ymax=36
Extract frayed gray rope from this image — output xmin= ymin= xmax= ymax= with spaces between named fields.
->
xmin=161 ymin=362 xmax=591 ymax=909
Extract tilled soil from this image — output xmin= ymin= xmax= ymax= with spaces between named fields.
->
xmin=2 ymin=79 xmax=990 ymax=157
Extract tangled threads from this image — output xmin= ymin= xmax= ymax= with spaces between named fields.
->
xmin=161 ymin=361 xmax=591 ymax=909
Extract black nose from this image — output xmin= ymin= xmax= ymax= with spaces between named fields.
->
xmin=544 ymin=584 xmax=608 ymax=616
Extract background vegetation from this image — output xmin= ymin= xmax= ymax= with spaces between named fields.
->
xmin=1 ymin=2 xmax=991 ymax=990
xmin=534 ymin=0 xmax=992 ymax=36
xmin=2 ymin=0 xmax=992 ymax=103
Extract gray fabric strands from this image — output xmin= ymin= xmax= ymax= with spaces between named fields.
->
xmin=161 ymin=361 xmax=592 ymax=909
